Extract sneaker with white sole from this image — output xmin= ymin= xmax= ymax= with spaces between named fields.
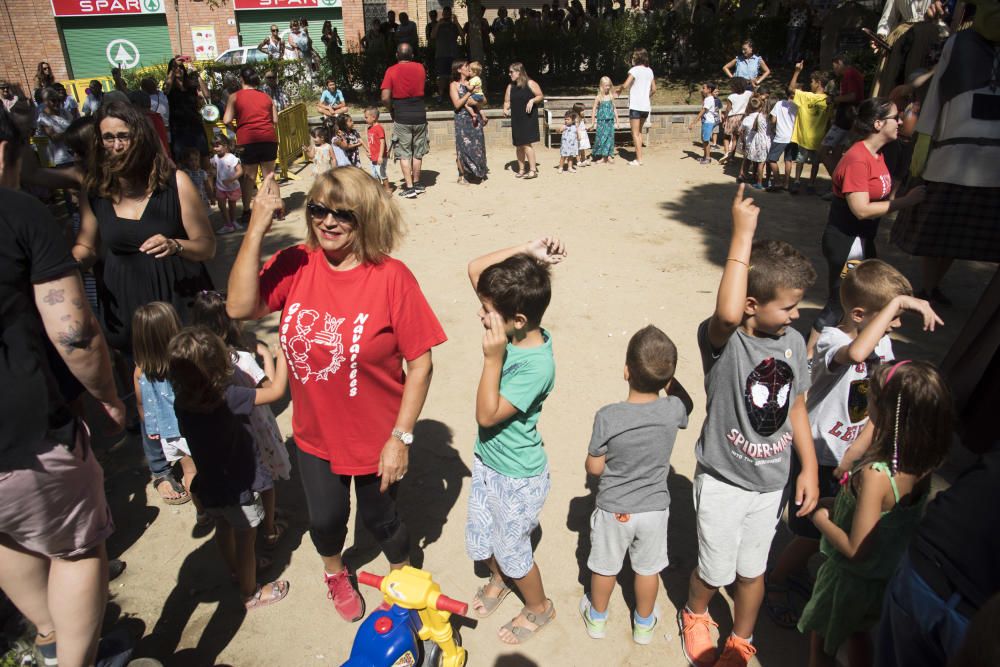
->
xmin=632 ymin=607 xmax=660 ymax=645
xmin=678 ymin=607 xmax=719 ymax=667
xmin=397 ymin=188 xmax=417 ymax=199
xmin=324 ymin=570 xmax=366 ymax=622
xmin=411 ymin=184 xmax=426 ymax=193
xmin=578 ymin=595 xmax=608 ymax=639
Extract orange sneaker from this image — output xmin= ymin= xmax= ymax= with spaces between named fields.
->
xmin=716 ymin=634 xmax=757 ymax=667
xmin=678 ymin=608 xmax=719 ymax=667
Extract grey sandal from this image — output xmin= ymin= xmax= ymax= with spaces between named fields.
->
xmin=500 ymin=600 xmax=556 ymax=644
xmin=472 ymin=578 xmax=512 ymax=618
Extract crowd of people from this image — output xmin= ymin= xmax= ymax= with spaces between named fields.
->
xmin=0 ymin=4 xmax=998 ymax=664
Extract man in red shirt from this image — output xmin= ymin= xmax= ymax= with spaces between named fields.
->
xmin=380 ymin=43 xmax=428 ymax=199
xmin=820 ymin=54 xmax=865 ymax=178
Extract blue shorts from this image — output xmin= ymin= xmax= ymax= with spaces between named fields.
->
xmin=465 ymin=457 xmax=550 ymax=578
xmin=701 ymin=121 xmax=716 ymax=143
xmin=369 ymin=157 xmax=387 ymax=181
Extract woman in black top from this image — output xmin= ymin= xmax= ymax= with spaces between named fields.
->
xmin=503 ymin=62 xmax=543 ymax=179
xmin=164 ymin=58 xmax=209 ymax=165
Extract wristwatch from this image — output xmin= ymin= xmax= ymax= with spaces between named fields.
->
xmin=391 ymin=428 xmax=414 ymax=446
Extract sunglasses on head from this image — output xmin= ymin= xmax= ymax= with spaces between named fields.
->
xmin=306 ymin=202 xmax=357 ymax=225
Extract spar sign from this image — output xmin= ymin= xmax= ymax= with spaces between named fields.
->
xmin=51 ymin=0 xmax=165 ymax=16
xmin=232 ymin=0 xmax=341 ymax=8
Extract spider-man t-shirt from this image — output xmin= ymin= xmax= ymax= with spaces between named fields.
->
xmin=695 ymin=319 xmax=810 ymax=492
xmin=259 ymin=246 xmax=447 ymax=475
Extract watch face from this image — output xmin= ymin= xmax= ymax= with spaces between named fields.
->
xmin=402 ymin=433 xmax=414 ymax=445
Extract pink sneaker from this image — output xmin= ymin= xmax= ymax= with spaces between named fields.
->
xmin=324 ymin=570 xmax=366 ymax=622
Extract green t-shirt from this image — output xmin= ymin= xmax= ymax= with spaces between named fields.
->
xmin=474 ymin=329 xmax=555 ymax=478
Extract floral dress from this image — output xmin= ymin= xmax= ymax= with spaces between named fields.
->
xmin=593 ymin=99 xmax=615 ymax=158
xmin=454 ymin=83 xmax=488 ymax=179
xmin=235 ymin=350 xmax=291 ymax=481
xmin=560 ymin=123 xmax=579 ymax=157
xmin=342 ymin=129 xmax=362 ymax=167
xmin=743 ymin=112 xmax=771 ymax=163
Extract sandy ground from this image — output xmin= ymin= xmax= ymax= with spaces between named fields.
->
xmin=95 ymin=143 xmax=992 ymax=667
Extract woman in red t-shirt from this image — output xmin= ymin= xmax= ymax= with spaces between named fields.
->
xmin=223 ymin=67 xmax=280 ymax=218
xmin=227 ymin=169 xmax=446 ymax=623
xmin=809 ymin=98 xmax=926 ymax=354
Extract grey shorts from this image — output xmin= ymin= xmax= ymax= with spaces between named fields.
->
xmin=693 ymin=468 xmax=784 ymax=587
xmin=0 ymin=422 xmax=114 ymax=558
xmin=796 ymin=147 xmax=818 ymax=165
xmin=821 ymin=125 xmax=851 ymax=148
xmin=588 ymin=507 xmax=669 ymax=576
xmin=465 ymin=457 xmax=550 ymax=579
xmin=391 ymin=122 xmax=429 ymax=160
xmin=205 ymin=492 xmax=264 ymax=531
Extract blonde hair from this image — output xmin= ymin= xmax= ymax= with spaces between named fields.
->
xmin=132 ymin=302 xmax=182 ymax=381
xmin=598 ymin=76 xmax=613 ymax=98
xmin=469 ymin=61 xmax=483 ymax=76
xmin=509 ymin=62 xmax=529 ymax=88
xmin=305 ymin=168 xmax=404 ymax=264
xmin=840 ymin=259 xmax=913 ymax=313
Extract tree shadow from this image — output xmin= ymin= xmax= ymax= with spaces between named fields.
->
xmin=344 ymin=419 xmax=470 ymax=572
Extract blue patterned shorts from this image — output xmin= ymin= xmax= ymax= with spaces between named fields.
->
xmin=465 ymin=458 xmax=550 ymax=578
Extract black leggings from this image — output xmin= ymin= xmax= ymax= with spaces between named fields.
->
xmin=296 ymin=445 xmax=409 ymax=563
xmin=813 ymin=221 xmax=878 ymax=332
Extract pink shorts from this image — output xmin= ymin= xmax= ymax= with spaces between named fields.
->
xmin=216 ymin=187 xmax=242 ymax=202
xmin=0 ymin=422 xmax=114 ymax=558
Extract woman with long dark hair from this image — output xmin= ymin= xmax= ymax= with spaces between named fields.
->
xmin=165 ymin=57 xmax=210 ymax=165
xmin=450 ymin=59 xmax=488 ymax=184
xmin=807 ymin=98 xmax=926 ymax=354
xmin=503 ymin=62 xmax=543 ymax=179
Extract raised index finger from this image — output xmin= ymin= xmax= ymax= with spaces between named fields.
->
xmin=733 ymin=182 xmax=746 ymax=205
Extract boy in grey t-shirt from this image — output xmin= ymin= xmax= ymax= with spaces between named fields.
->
xmin=580 ymin=325 xmax=693 ymax=645
xmin=679 ymin=186 xmax=820 ymax=667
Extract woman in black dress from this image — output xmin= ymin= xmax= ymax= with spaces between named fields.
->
xmin=450 ymin=60 xmax=488 ymax=184
xmin=503 ymin=62 xmax=543 ymax=179
xmin=74 ymin=101 xmax=216 ymax=353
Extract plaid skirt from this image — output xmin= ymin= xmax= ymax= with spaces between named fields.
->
xmin=891 ymin=181 xmax=1000 ymax=262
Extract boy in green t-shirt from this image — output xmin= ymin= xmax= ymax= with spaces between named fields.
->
xmin=789 ymin=62 xmax=831 ymax=195
xmin=465 ymin=236 xmax=567 ymax=645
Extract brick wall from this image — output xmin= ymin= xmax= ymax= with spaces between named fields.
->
xmin=0 ymin=1 xmax=66 ymax=93
xmin=169 ymin=0 xmax=241 ymax=61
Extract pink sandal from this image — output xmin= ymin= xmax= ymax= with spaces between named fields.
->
xmin=244 ymin=579 xmax=289 ymax=611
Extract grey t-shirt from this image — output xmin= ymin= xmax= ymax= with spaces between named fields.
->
xmin=695 ymin=318 xmax=810 ymax=492
xmin=588 ymin=396 xmax=689 ymax=513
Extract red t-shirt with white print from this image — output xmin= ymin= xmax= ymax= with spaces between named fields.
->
xmin=259 ymin=246 xmax=447 ymax=474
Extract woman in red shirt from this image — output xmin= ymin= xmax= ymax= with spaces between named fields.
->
xmin=223 ymin=67 xmax=280 ymax=218
xmin=808 ymin=98 xmax=926 ymax=354
xmin=227 ymin=169 xmax=446 ymax=623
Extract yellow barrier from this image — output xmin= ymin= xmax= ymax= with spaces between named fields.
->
xmin=276 ymin=102 xmax=309 ymax=181
xmin=60 ymin=77 xmax=114 ymax=106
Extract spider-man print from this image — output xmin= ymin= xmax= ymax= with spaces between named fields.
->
xmin=744 ymin=357 xmax=793 ymax=437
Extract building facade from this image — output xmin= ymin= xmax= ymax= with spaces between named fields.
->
xmin=0 ymin=0 xmax=461 ymax=92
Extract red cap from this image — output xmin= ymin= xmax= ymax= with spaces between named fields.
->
xmin=374 ymin=616 xmax=393 ymax=634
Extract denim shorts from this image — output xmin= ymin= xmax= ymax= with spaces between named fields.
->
xmin=628 ymin=109 xmax=649 ymax=121
xmin=465 ymin=457 xmax=550 ymax=578
xmin=369 ymin=157 xmax=387 ymax=181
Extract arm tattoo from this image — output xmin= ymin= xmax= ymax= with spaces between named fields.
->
xmin=72 ymin=297 xmax=84 ymax=309
xmin=56 ymin=318 xmax=99 ymax=354
xmin=43 ymin=289 xmax=65 ymax=305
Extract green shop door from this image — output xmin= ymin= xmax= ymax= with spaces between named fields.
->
xmin=237 ymin=8 xmax=343 ymax=53
xmin=60 ymin=15 xmax=173 ymax=80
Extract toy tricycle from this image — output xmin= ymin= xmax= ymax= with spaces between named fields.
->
xmin=342 ymin=566 xmax=469 ymax=667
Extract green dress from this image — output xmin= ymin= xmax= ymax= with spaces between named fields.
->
xmin=593 ymin=99 xmax=615 ymax=158
xmin=797 ymin=462 xmax=926 ymax=654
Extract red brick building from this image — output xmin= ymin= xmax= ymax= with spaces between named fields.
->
xmin=0 ymin=0 xmax=462 ymax=93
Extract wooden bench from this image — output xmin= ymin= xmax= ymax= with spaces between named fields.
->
xmin=542 ymin=96 xmax=649 ymax=148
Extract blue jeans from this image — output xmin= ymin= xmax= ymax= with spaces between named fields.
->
xmin=140 ymin=423 xmax=171 ymax=480
xmin=875 ymin=553 xmax=971 ymax=667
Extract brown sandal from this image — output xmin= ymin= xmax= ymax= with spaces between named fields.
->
xmin=522 ymin=171 xmax=538 ymax=180
xmin=499 ymin=600 xmax=556 ymax=644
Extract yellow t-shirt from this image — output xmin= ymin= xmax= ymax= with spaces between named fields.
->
xmin=791 ymin=90 xmax=831 ymax=151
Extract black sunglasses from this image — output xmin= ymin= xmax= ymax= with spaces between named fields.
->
xmin=306 ymin=202 xmax=356 ymax=225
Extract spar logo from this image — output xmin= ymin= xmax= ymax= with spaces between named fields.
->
xmin=106 ymin=39 xmax=140 ymax=69
xmin=51 ymin=0 xmax=166 ymax=16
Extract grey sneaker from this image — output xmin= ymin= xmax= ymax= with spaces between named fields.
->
xmin=397 ymin=188 xmax=417 ymax=199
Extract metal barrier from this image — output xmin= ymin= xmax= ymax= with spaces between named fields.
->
xmin=60 ymin=77 xmax=114 ymax=106
xmin=276 ymin=102 xmax=308 ymax=181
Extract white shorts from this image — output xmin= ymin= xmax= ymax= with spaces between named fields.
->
xmin=160 ymin=436 xmax=191 ymax=463
xmin=369 ymin=157 xmax=387 ymax=181
xmin=693 ymin=468 xmax=784 ymax=587
xmin=588 ymin=507 xmax=669 ymax=576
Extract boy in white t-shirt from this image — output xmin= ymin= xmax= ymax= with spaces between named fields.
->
xmin=210 ymin=136 xmax=244 ymax=235
xmin=766 ymin=88 xmax=799 ymax=191
xmin=688 ymin=82 xmax=718 ymax=165
xmin=764 ymin=259 xmax=941 ymax=628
